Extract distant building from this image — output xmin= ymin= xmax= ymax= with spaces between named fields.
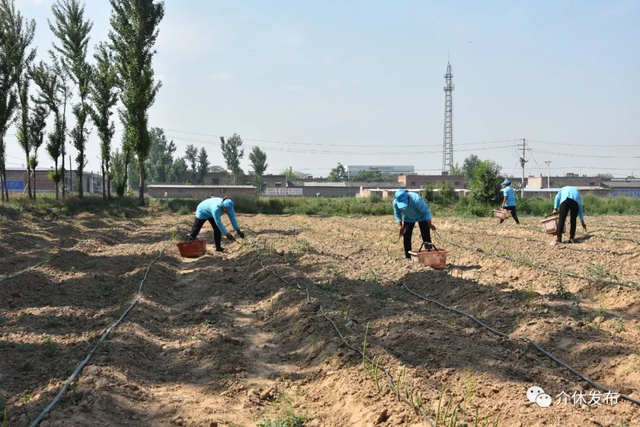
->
xmin=346 ymin=165 xmax=414 ymax=179
xmin=148 ymin=184 xmax=256 ymax=199
xmin=1 ymin=167 xmax=103 ymax=194
xmin=602 ymin=179 xmax=640 ymax=197
xmin=528 ymin=176 xmax=602 ymax=189
xmin=397 ymin=174 xmax=465 ymax=189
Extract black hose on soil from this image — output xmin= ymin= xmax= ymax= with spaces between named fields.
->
xmin=29 ymin=247 xmax=166 ymax=427
xmin=306 ymin=232 xmax=640 ymax=408
xmin=246 ymin=232 xmax=436 ymax=426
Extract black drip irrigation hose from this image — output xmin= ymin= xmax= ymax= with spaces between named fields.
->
xmin=434 ymin=230 xmax=640 ymax=289
xmin=0 ymin=225 xmax=126 ymax=284
xmin=261 ymin=216 xmax=640 ymax=408
xmin=443 ymin=228 xmax=635 ymax=256
xmin=303 ymin=234 xmax=640 ymax=408
xmin=29 ymin=244 xmax=168 ymax=427
xmin=246 ymin=233 xmax=436 ymax=426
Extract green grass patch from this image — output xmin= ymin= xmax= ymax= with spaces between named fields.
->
xmin=257 ymin=414 xmax=306 ymax=427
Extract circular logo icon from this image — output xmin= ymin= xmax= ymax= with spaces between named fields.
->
xmin=526 ymin=386 xmax=545 ymax=403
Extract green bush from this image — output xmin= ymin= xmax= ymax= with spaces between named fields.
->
xmin=469 ymin=160 xmax=503 ymax=205
xmin=257 ymin=414 xmax=305 ymax=427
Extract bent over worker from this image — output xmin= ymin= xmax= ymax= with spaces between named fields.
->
xmin=500 ymin=180 xmax=519 ymax=224
xmin=393 ymin=189 xmax=436 ymax=259
xmin=186 ymin=197 xmax=245 ymax=252
xmin=552 ymin=186 xmax=587 ymax=244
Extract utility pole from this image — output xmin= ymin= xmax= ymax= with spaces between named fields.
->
xmin=545 ymin=161 xmax=552 ymax=188
xmin=517 ymin=138 xmax=528 ymax=198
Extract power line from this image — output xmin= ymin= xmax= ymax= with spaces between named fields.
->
xmin=531 ymin=148 xmax=640 ymax=159
xmin=528 ymin=139 xmax=638 ymax=148
xmin=161 ymin=127 xmax=516 ymax=149
xmin=165 ymin=134 xmax=516 ymax=156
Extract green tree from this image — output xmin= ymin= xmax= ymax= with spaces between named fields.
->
xmin=249 ymin=146 xmax=268 ymax=191
xmin=184 ymin=144 xmax=197 ymax=183
xmin=168 ymin=157 xmax=188 ymax=182
xmin=2 ymin=0 xmax=36 ymax=198
xmin=109 ymin=0 xmax=165 ymax=204
xmin=26 ymin=102 xmax=49 ymax=198
xmin=89 ymin=42 xmax=118 ymax=199
xmin=220 ymin=133 xmax=244 ymax=184
xmin=146 ymin=127 xmax=175 ymax=183
xmin=469 ymin=159 xmax=503 ymax=205
xmin=111 ymin=148 xmax=128 ymax=196
xmin=197 ymin=147 xmax=209 ymax=184
xmin=0 ymin=0 xmax=23 ymax=202
xmin=462 ymin=154 xmax=481 ymax=182
xmin=31 ymin=57 xmax=70 ymax=200
xmin=15 ymin=80 xmax=31 ymax=197
xmin=327 ymin=162 xmax=347 ymax=182
xmin=50 ymin=0 xmax=93 ymax=198
xmin=449 ymin=162 xmax=463 ymax=176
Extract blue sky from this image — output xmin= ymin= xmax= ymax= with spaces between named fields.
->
xmin=6 ymin=0 xmax=639 ymax=178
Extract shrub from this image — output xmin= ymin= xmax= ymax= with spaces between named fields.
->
xmin=469 ymin=160 xmax=503 ymax=205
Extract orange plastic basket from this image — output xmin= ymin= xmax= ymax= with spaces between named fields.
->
xmin=408 ymin=242 xmax=448 ymax=270
xmin=540 ymin=217 xmax=560 ymax=235
xmin=494 ymin=209 xmax=510 ymax=219
xmin=177 ymin=240 xmax=206 ymax=258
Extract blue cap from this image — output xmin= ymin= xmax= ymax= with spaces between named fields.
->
xmin=502 ymin=180 xmax=510 ymax=186
xmin=222 ymin=198 xmax=234 ymax=211
xmin=395 ymin=189 xmax=409 ymax=209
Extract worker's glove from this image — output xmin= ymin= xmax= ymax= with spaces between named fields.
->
xmin=225 ymin=233 xmax=236 ymax=241
xmin=236 ymin=229 xmax=245 ymax=239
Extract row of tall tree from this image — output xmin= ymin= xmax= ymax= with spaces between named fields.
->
xmin=112 ymin=129 xmax=272 ymax=193
xmin=0 ymin=0 xmax=165 ymax=204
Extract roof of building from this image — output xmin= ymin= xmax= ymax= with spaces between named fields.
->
xmin=292 ymin=181 xmax=400 ymax=188
xmin=602 ymin=181 xmax=640 ymax=188
xmin=148 ymin=184 xmax=256 ymax=189
xmin=523 ymin=186 xmax=608 ymax=192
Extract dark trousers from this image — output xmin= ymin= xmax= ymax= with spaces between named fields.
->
xmin=403 ymin=220 xmax=432 ymax=259
xmin=500 ymin=206 xmax=520 ymax=224
xmin=189 ymin=217 xmax=222 ymax=249
xmin=557 ymin=199 xmax=578 ymax=242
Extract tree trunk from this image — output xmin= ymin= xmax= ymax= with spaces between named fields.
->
xmin=107 ymin=159 xmax=111 ymax=199
xmin=61 ymin=154 xmax=66 ymax=201
xmin=102 ymin=161 xmax=106 ymax=200
xmin=25 ymin=157 xmax=32 ymax=199
xmin=54 ymin=159 xmax=59 ymax=201
xmin=33 ymin=169 xmax=36 ymax=200
xmin=77 ymin=160 xmax=84 ymax=198
xmin=0 ymin=161 xmax=6 ymax=202
xmin=138 ymin=161 xmax=145 ymax=205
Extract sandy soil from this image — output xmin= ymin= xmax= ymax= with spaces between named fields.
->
xmin=1 ymin=211 xmax=639 ymax=426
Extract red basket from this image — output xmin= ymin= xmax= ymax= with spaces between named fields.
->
xmin=408 ymin=242 xmax=448 ymax=270
xmin=540 ymin=217 xmax=560 ymax=236
xmin=177 ymin=240 xmax=206 ymax=258
xmin=494 ymin=209 xmax=510 ymax=220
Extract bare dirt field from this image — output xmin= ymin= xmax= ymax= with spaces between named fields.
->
xmin=1 ymin=210 xmax=639 ymax=426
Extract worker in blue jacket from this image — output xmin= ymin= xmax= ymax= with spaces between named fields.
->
xmin=393 ymin=189 xmax=436 ymax=259
xmin=499 ymin=180 xmax=519 ymax=224
xmin=552 ymin=186 xmax=587 ymax=243
xmin=186 ymin=197 xmax=245 ymax=252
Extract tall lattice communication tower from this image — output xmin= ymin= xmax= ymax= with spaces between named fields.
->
xmin=442 ymin=61 xmax=454 ymax=173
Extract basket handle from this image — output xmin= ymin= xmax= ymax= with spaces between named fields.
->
xmin=418 ymin=241 xmax=439 ymax=252
xmin=544 ymin=213 xmax=557 ymax=218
